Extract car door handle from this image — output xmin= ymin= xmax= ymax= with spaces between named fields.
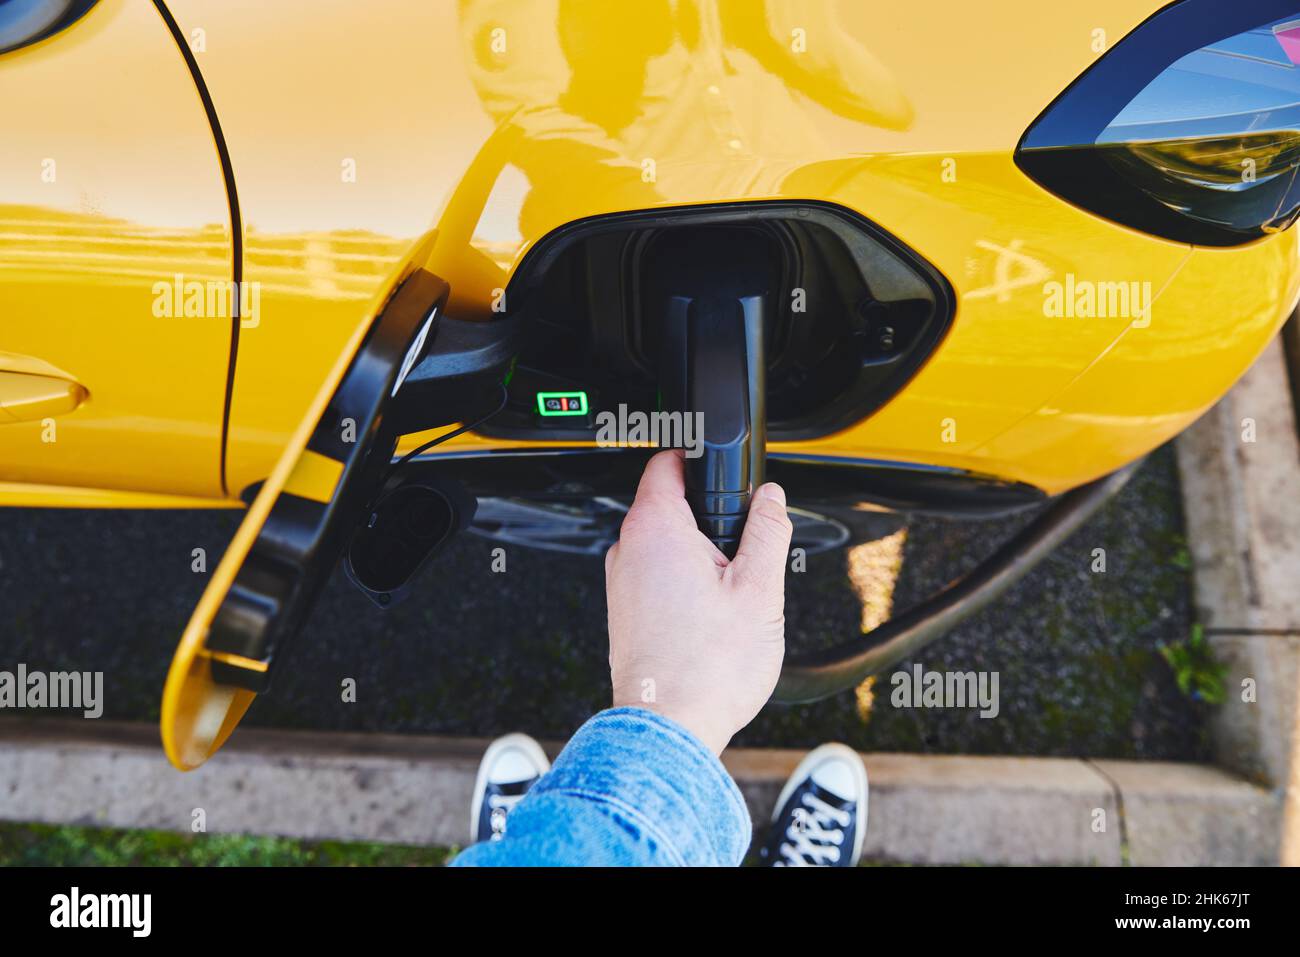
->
xmin=0 ymin=371 xmax=86 ymax=423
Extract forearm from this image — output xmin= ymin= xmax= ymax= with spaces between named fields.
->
xmin=451 ymin=707 xmax=751 ymax=867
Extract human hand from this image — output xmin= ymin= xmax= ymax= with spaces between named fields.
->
xmin=604 ymin=449 xmax=793 ymax=754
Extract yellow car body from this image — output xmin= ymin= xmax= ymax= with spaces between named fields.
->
xmin=0 ymin=0 xmax=1296 ymax=505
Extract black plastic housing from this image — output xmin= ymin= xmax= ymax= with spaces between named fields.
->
xmin=474 ymin=202 xmax=953 ymax=443
xmin=650 ymin=228 xmax=769 ymax=556
xmin=345 ymin=476 xmax=478 ymax=607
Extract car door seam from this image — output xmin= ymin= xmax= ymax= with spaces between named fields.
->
xmin=151 ymin=0 xmax=243 ymax=498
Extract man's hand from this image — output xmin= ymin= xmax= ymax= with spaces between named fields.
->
xmin=605 ymin=449 xmax=794 ymax=754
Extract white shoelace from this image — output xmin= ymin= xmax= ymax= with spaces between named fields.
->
xmin=487 ymin=790 xmax=529 ymax=840
xmin=776 ymin=792 xmax=852 ymax=866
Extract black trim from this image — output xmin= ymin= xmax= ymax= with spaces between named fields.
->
xmin=1015 ymin=0 xmax=1300 ymax=247
xmin=152 ymin=0 xmax=243 ymax=497
xmin=401 ymin=446 xmax=1047 ymax=519
xmin=480 ymin=200 xmax=956 ymax=442
xmin=1018 ymin=1 xmax=1296 ymax=153
xmin=392 ymin=314 xmax=525 ymax=435
xmin=206 ymin=270 xmax=451 ymax=692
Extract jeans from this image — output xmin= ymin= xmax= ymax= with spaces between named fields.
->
xmin=450 ymin=707 xmax=752 ymax=866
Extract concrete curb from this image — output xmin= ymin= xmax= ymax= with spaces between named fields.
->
xmin=0 ymin=718 xmax=1279 ymax=865
xmin=1175 ymin=336 xmax=1300 ymax=864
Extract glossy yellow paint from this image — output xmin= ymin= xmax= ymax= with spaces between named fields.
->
xmin=0 ymin=0 xmax=231 ymax=498
xmin=3 ymin=0 xmax=1296 ymax=505
xmin=161 ymin=243 xmax=397 ymax=770
xmin=973 ymin=231 xmax=1300 ymax=489
xmin=0 ymin=482 xmax=239 ymax=509
xmin=282 ymin=448 xmax=344 ymax=504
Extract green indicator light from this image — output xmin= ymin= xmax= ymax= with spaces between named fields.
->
xmin=536 ymin=391 xmax=588 ymax=416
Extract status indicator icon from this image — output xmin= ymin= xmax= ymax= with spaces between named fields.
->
xmin=536 ymin=391 xmax=588 ymax=416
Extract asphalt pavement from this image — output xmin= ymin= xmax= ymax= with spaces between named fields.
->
xmin=0 ymin=443 xmax=1203 ymax=759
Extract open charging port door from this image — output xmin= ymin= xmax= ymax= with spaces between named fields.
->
xmin=161 ymin=260 xmax=515 ymax=771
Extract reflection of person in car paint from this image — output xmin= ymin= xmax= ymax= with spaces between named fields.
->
xmin=452 ymin=450 xmax=871 ymax=867
xmin=442 ymin=0 xmax=915 ymax=316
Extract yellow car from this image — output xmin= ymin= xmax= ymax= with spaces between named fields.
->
xmin=2 ymin=0 xmax=1297 ymax=768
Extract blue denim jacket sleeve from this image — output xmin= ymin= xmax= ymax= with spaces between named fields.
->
xmin=450 ymin=707 xmax=752 ymax=866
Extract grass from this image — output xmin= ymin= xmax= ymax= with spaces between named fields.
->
xmin=0 ymin=822 xmax=454 ymax=867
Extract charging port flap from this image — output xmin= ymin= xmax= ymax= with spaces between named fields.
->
xmin=161 ymin=266 xmax=454 ymax=771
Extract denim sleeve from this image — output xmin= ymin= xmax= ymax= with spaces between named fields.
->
xmin=450 ymin=707 xmax=752 ymax=867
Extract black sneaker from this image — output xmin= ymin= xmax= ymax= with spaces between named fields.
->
xmin=758 ymin=743 xmax=868 ymax=867
xmin=470 ymin=733 xmax=550 ymax=844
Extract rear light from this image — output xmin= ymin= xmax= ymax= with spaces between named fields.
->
xmin=0 ymin=0 xmax=96 ymax=55
xmin=1017 ymin=1 xmax=1300 ymax=245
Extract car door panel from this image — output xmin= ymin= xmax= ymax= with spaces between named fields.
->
xmin=0 ymin=0 xmax=232 ymax=498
